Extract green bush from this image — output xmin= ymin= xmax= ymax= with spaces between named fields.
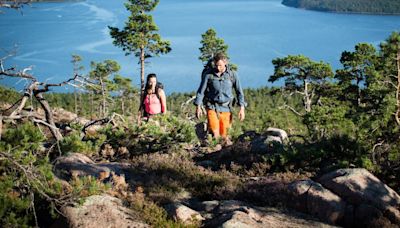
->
xmin=0 ymin=122 xmax=45 ymax=152
xmin=69 ymin=176 xmax=110 ymax=202
xmin=0 ymin=122 xmax=63 ymax=227
xmin=59 ymin=131 xmax=106 ymax=156
xmin=121 ymin=114 xmax=198 ymax=154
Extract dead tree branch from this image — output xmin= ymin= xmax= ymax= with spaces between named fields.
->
xmin=82 ymin=118 xmax=110 ymax=134
xmin=0 ymin=0 xmax=31 ymax=13
xmin=278 ymin=104 xmax=303 ymax=116
xmin=1 ymin=55 xmax=81 ymax=141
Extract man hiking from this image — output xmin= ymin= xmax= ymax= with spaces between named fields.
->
xmin=194 ymin=53 xmax=246 ymax=145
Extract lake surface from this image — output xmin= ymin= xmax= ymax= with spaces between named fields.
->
xmin=1 ymin=0 xmax=399 ymax=93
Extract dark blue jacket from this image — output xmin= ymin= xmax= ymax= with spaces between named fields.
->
xmin=194 ymin=67 xmax=246 ymax=112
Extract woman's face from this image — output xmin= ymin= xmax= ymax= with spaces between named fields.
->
xmin=148 ymin=77 xmax=157 ymax=88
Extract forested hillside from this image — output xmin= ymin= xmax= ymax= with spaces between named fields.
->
xmin=1 ymin=0 xmax=400 ymax=226
xmin=282 ymin=0 xmax=400 ymax=14
xmin=2 ymin=31 xmax=400 ymax=226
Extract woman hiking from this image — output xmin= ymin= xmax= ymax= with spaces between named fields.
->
xmin=138 ymin=73 xmax=167 ymax=123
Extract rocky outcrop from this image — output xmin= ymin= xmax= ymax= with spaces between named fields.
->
xmin=318 ymin=168 xmax=400 ymax=209
xmin=203 ymin=200 xmax=337 ymax=228
xmin=62 ymin=194 xmax=149 ymax=228
xmin=52 ymin=153 xmax=400 ymax=227
xmin=319 ymin=168 xmax=400 ymax=227
xmin=165 ymin=200 xmax=336 ymax=227
xmin=288 ymin=180 xmax=345 ymax=225
xmin=53 ymin=153 xmax=131 ymax=182
xmin=37 ymin=107 xmax=90 ymax=125
xmin=287 ymin=168 xmax=400 ymax=227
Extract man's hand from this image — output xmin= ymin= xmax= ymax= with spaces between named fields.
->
xmin=238 ymin=106 xmax=245 ymax=121
xmin=196 ymin=106 xmax=203 ymax=119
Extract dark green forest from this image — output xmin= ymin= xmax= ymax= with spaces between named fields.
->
xmin=1 ymin=31 xmax=400 ymax=227
xmin=282 ymin=0 xmax=400 ymax=14
xmin=2 ymin=31 xmax=400 ymax=186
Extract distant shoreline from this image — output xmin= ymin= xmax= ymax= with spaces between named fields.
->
xmin=282 ymin=0 xmax=400 ymax=16
xmin=30 ymin=0 xmax=84 ymax=3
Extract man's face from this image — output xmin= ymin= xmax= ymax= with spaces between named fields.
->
xmin=215 ymin=59 xmax=227 ymax=74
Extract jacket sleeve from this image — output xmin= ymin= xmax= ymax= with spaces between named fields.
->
xmin=233 ymin=72 xmax=247 ymax=107
xmin=194 ymin=74 xmax=209 ymax=106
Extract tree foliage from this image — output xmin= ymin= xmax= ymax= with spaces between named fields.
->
xmin=199 ymin=28 xmax=228 ymax=64
xmin=88 ymin=60 xmax=121 ymax=118
xmin=109 ymin=0 xmax=171 ymax=99
xmin=0 ymin=122 xmax=62 ymax=227
xmin=269 ymin=55 xmax=334 ymax=112
xmin=282 ymin=0 xmax=400 ymax=14
xmin=199 ymin=28 xmax=237 ymax=71
xmin=267 ymin=32 xmax=400 ymax=190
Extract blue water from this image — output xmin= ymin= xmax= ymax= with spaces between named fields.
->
xmin=0 ymin=0 xmax=399 ymax=93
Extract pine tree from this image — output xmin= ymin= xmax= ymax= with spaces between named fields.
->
xmin=269 ymin=55 xmax=333 ymax=113
xmin=335 ymin=43 xmax=378 ymax=107
xmin=199 ymin=28 xmax=237 ymax=71
xmin=113 ymin=75 xmax=136 ymax=115
xmin=88 ymin=60 xmax=120 ymax=118
xmin=380 ymin=32 xmax=400 ymax=125
xmin=199 ymin=28 xmax=228 ymax=64
xmin=109 ymin=0 xmax=171 ymax=103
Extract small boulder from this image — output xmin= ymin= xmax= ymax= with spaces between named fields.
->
xmin=265 ymin=135 xmax=283 ymax=144
xmin=62 ymin=194 xmax=149 ymax=228
xmin=288 ymin=180 xmax=345 ymax=225
xmin=53 ymin=153 xmax=131 ymax=183
xmin=266 ymin=127 xmax=288 ymax=142
xmin=201 ymin=200 xmax=220 ymax=212
xmin=166 ymin=203 xmax=204 ymax=226
xmin=220 ymin=211 xmax=260 ymax=228
xmin=319 ymin=168 xmax=400 ymax=209
xmin=52 ymin=107 xmax=78 ymax=122
xmin=53 ymin=153 xmax=110 ymax=180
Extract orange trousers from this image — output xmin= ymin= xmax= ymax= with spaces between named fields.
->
xmin=207 ymin=109 xmax=232 ymax=138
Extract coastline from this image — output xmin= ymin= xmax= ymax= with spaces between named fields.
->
xmin=30 ymin=0 xmax=84 ymax=3
xmin=282 ymin=1 xmax=400 ymax=16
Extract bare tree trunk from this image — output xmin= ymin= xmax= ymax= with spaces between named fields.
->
xmin=140 ymin=47 xmax=145 ymax=106
xmin=304 ymin=79 xmax=311 ymax=112
xmin=395 ymin=49 xmax=400 ymax=125
xmin=78 ymin=92 xmax=82 ymax=115
xmin=10 ymin=96 xmax=29 ymax=117
xmin=121 ymin=96 xmax=125 ymax=116
xmin=0 ymin=115 xmax=3 ymax=141
xmin=357 ymin=71 xmax=362 ymax=107
xmin=90 ymin=91 xmax=94 ymax=118
xmin=33 ymin=90 xmax=63 ymax=141
xmin=99 ymin=77 xmax=107 ymax=118
xmin=9 ymin=83 xmax=36 ymax=117
xmin=74 ymin=87 xmax=78 ymax=114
